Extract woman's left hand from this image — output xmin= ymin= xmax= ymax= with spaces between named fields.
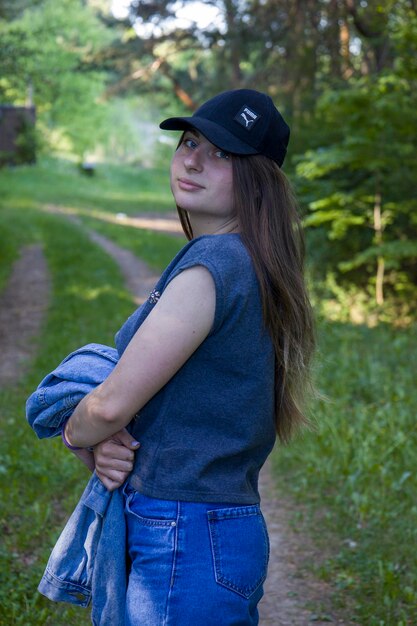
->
xmin=93 ymin=428 xmax=140 ymax=491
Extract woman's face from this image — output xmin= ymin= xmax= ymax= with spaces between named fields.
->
xmin=170 ymin=129 xmax=235 ymax=225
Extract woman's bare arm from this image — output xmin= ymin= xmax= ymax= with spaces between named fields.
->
xmin=64 ymin=265 xmax=215 ymax=448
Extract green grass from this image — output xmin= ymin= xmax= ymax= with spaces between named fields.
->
xmin=80 ymin=214 xmax=185 ymax=270
xmin=0 ymin=210 xmax=135 ymax=625
xmin=0 ymin=158 xmax=179 ymax=625
xmin=271 ymin=321 xmax=417 ymax=625
xmin=1 ymin=156 xmax=173 ymax=215
xmin=1 ymin=157 xmax=416 ymax=625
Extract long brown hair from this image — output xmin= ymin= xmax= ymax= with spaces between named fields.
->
xmin=177 ymin=154 xmax=315 ymax=443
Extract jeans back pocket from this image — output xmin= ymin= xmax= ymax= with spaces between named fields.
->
xmin=207 ymin=505 xmax=269 ymax=599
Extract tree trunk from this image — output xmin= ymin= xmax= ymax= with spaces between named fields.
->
xmin=344 ymin=0 xmax=392 ymax=73
xmin=328 ymin=0 xmax=342 ymax=79
xmin=159 ymin=61 xmax=197 ymax=110
xmin=373 ymin=184 xmax=384 ymax=306
xmin=340 ymin=17 xmax=352 ymax=79
xmin=224 ymin=0 xmax=243 ymax=88
xmin=376 ymin=255 xmax=385 ymax=307
xmin=285 ymin=0 xmax=318 ymax=123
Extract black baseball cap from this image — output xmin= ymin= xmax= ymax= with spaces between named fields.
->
xmin=159 ymin=89 xmax=290 ymax=167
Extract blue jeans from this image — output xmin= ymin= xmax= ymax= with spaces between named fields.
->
xmin=123 ymin=485 xmax=270 ymax=625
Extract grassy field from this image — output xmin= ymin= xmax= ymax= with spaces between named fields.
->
xmin=0 ymin=158 xmax=416 ymax=625
xmin=0 ymin=158 xmax=182 ymax=625
xmin=273 ymin=321 xmax=417 ymax=625
xmin=0 ymin=209 xmax=132 ymax=625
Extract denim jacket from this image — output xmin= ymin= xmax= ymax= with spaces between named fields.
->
xmin=26 ymin=343 xmax=119 ymax=439
xmin=26 ymin=344 xmax=126 ymax=626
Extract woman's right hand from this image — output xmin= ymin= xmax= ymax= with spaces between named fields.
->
xmin=93 ymin=428 xmax=140 ymax=491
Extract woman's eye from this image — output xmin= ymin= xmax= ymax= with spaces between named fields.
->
xmin=183 ymin=138 xmax=197 ymax=149
xmin=214 ymin=149 xmax=230 ymax=160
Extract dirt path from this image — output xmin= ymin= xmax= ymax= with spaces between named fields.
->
xmin=0 ymin=219 xmax=352 ymax=624
xmin=88 ymin=229 xmax=158 ymax=305
xmin=0 ymin=244 xmax=50 ymax=389
xmin=259 ymin=463 xmax=355 ymax=625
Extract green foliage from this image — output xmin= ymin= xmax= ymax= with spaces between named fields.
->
xmin=391 ymin=4 xmax=417 ymax=80
xmin=96 ymin=96 xmax=176 ymax=167
xmin=13 ymin=115 xmax=38 ymax=164
xmin=0 ymin=0 xmax=43 ymax=20
xmin=0 ymin=0 xmax=114 ymax=157
xmin=105 ymin=0 xmax=358 ymax=125
xmin=272 ymin=321 xmax=417 ymax=624
xmin=295 ymin=11 xmax=417 ymax=312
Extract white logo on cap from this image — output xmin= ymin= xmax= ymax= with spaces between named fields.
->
xmin=234 ymin=105 xmax=260 ymax=131
xmin=241 ymin=108 xmax=257 ymax=127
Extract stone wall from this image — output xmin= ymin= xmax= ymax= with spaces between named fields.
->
xmin=0 ymin=105 xmax=36 ymax=164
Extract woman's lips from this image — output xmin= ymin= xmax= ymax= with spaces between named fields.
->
xmin=177 ymin=178 xmax=205 ymax=191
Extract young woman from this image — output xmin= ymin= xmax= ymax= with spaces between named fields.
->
xmin=64 ymin=89 xmax=315 ymax=625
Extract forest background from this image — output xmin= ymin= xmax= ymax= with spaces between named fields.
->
xmin=0 ymin=1 xmax=417 ymax=625
xmin=2 ymin=0 xmax=417 ymax=319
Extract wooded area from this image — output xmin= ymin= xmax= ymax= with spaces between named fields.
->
xmin=1 ymin=0 xmax=416 ymax=318
xmin=1 ymin=4 xmax=417 ymax=624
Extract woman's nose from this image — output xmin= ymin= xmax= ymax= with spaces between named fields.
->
xmin=184 ymin=147 xmax=203 ymax=171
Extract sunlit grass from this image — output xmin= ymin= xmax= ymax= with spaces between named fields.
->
xmin=79 ymin=214 xmax=185 ymax=270
xmin=1 ymin=156 xmax=173 ymax=215
xmin=272 ymin=321 xmax=417 ymax=624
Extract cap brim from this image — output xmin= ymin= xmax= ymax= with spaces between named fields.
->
xmin=159 ymin=116 xmax=258 ymax=156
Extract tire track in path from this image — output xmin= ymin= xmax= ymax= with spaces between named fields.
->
xmin=0 ymin=244 xmax=51 ymax=389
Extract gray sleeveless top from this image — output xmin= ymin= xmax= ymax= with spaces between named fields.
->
xmin=115 ymin=234 xmax=276 ymax=504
